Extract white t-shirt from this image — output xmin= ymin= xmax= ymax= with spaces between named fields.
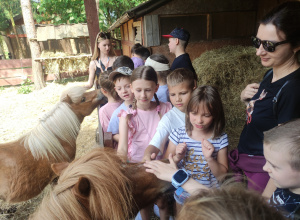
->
xmin=149 ymin=107 xmax=185 ymax=153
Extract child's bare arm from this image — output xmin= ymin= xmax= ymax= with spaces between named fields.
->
xmin=163 ymin=141 xmax=176 ymax=159
xmin=112 ymin=134 xmax=119 ymax=142
xmin=173 ymin=142 xmax=187 ymax=163
xmin=117 ymin=117 xmax=129 ymax=158
xmin=142 ymin=145 xmax=160 ymax=162
xmin=202 ymin=139 xmax=228 ymax=180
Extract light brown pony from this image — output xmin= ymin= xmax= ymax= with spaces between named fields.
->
xmin=0 ymin=86 xmax=107 ymax=203
xmin=30 ymin=148 xmax=172 ymax=220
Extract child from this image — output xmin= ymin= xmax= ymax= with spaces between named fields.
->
xmin=165 ymin=86 xmax=228 ymax=211
xmin=143 ymin=68 xmax=196 ymax=161
xmin=98 ymin=70 xmax=122 ymax=133
xmin=112 ymin=55 xmax=134 ymax=70
xmin=117 ymin=66 xmax=172 ymax=219
xmin=107 ymin=67 xmax=134 ymax=142
xmin=131 ymin=43 xmax=150 ymax=68
xmin=145 ymin=54 xmax=171 ymax=103
xmin=263 ymin=119 xmax=300 ymax=219
xmin=162 ymin=28 xmax=197 ymax=81
xmin=178 ymin=183 xmax=285 ymax=220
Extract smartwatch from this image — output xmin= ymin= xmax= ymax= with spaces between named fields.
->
xmin=171 ymin=169 xmax=189 ymax=189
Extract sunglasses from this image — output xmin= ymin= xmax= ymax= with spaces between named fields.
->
xmin=251 ymin=36 xmax=289 ymax=52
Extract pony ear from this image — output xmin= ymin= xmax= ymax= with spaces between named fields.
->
xmin=62 ymin=95 xmax=73 ymax=104
xmin=51 ymin=162 xmax=69 ymax=176
xmin=73 ymin=177 xmax=91 ymax=198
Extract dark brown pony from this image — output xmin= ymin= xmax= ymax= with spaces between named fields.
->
xmin=30 ymin=148 xmax=172 ymax=220
xmin=0 ymin=86 xmax=107 ymax=203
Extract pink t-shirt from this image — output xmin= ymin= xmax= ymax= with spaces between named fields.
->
xmin=118 ymin=102 xmax=172 ymax=162
xmin=99 ymin=102 xmax=122 ymax=132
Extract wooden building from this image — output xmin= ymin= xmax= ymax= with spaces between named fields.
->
xmin=108 ymin=0 xmax=288 ymax=63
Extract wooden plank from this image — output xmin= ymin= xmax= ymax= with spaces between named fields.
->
xmin=151 ymin=15 xmax=160 ymax=46
xmin=122 ymin=44 xmax=130 ymax=57
xmin=133 ymin=21 xmax=141 ymax=27
xmin=128 ymin=19 xmax=135 ymax=42
xmin=143 ymin=15 xmax=153 ymax=47
xmin=0 ymin=68 xmax=32 ymax=78
xmin=0 ymin=59 xmax=32 ymax=69
xmin=123 ymin=23 xmax=129 ymax=41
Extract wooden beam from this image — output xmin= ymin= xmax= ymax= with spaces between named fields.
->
xmin=83 ymin=0 xmax=100 ymax=54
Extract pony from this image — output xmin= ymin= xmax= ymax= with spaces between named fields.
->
xmin=0 ymin=86 xmax=107 ymax=203
xmin=30 ymin=148 xmax=173 ymax=220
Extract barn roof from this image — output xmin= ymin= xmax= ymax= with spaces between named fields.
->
xmin=108 ymin=0 xmax=172 ymax=31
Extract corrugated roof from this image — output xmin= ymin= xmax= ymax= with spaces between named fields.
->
xmin=108 ymin=0 xmax=172 ymax=31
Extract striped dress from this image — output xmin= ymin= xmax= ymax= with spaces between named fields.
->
xmin=169 ymin=126 xmax=228 ymax=204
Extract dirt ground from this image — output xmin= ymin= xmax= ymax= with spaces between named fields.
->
xmin=0 ymin=80 xmax=99 ymax=219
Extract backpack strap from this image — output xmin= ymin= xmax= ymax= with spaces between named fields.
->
xmin=272 ymin=80 xmax=290 ymax=117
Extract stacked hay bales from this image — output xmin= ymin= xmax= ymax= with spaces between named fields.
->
xmin=40 ymin=51 xmax=90 ymax=78
xmin=193 ymin=46 xmax=269 ymax=150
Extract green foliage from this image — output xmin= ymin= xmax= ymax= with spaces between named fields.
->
xmin=0 ymin=0 xmax=22 ymax=31
xmin=32 ymin=0 xmax=145 ymax=35
xmin=32 ymin=0 xmax=86 ymax=24
xmin=18 ymin=78 xmax=33 ymax=94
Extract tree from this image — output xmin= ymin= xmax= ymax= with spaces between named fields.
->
xmin=0 ymin=0 xmax=25 ymax=58
xmin=21 ymin=0 xmax=45 ymax=89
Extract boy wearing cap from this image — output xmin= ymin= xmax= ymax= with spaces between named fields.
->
xmin=163 ymin=28 xmax=197 ymax=80
xmin=107 ymin=67 xmax=134 ymax=142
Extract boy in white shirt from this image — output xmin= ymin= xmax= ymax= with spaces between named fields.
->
xmin=143 ymin=68 xmax=196 ymax=161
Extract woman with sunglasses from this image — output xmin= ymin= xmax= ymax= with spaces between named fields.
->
xmin=230 ymin=1 xmax=300 ymax=195
xmin=85 ymin=32 xmax=117 ymax=89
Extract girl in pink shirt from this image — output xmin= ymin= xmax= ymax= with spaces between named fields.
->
xmin=118 ymin=65 xmax=172 ymax=219
xmin=99 ymin=70 xmax=122 ymax=132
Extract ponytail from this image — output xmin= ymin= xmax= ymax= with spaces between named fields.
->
xmin=153 ymin=93 xmax=161 ymax=119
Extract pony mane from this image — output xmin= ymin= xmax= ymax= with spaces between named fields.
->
xmin=22 ymin=86 xmax=86 ymax=161
xmin=31 ymin=148 xmax=134 ymax=220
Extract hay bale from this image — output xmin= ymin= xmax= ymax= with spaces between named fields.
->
xmin=193 ymin=45 xmax=269 ymax=150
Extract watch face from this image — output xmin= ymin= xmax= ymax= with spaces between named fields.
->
xmin=173 ymin=170 xmax=188 ymax=182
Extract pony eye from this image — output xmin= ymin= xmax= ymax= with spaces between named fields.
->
xmin=81 ymin=97 xmax=86 ymax=102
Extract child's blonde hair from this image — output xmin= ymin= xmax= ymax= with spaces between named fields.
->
xmin=99 ymin=70 xmax=121 ymax=101
xmin=264 ymin=118 xmax=300 ymax=171
xmin=130 ymin=66 xmax=160 ymax=116
xmin=178 ymin=183 xmax=285 ymax=220
xmin=185 ymin=85 xmax=225 ymax=139
xmin=167 ymin=68 xmax=195 ymax=88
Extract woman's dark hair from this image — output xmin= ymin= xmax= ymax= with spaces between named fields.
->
xmin=185 ymin=85 xmax=225 ymax=139
xmin=261 ymin=1 xmax=300 ymax=51
xmin=149 ymin=54 xmax=171 ymax=84
xmin=112 ymin=55 xmax=134 ymax=70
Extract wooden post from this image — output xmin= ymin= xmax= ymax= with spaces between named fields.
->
xmin=83 ymin=0 xmax=100 ymax=54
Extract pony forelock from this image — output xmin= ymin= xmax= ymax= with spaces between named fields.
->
xmin=60 ymin=86 xmax=87 ymax=103
xmin=31 ymin=149 xmax=135 ymax=220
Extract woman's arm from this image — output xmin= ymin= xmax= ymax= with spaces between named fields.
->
xmin=144 ymin=154 xmax=208 ymax=195
xmin=202 ymin=140 xmax=228 ymax=181
xmin=117 ymin=116 xmax=129 ymax=158
xmin=85 ymin=61 xmax=96 ymax=89
xmin=262 ymin=178 xmax=276 ymax=199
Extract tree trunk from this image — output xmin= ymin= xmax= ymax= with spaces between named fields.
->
xmin=6 ymin=9 xmax=25 ymax=59
xmin=20 ymin=0 xmax=45 ymax=89
xmin=83 ymin=0 xmax=100 ymax=54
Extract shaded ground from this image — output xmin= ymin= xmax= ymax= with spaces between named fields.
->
xmin=0 ymin=80 xmax=99 ymax=219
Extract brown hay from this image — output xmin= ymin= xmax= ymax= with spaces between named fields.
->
xmin=40 ymin=51 xmax=90 ymax=77
xmin=192 ymin=45 xmax=269 ymax=150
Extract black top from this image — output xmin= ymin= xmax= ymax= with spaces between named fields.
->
xmin=238 ymin=67 xmax=300 ymax=155
xmin=270 ymin=188 xmax=300 ymax=219
xmin=171 ymin=53 xmax=197 ymax=80
xmin=95 ymin=60 xmax=112 ymax=79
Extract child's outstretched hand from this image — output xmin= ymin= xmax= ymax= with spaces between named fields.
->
xmin=202 ymin=139 xmax=214 ymax=161
xmin=174 ymin=142 xmax=187 ymax=162
xmin=144 ymin=153 xmax=178 ymax=182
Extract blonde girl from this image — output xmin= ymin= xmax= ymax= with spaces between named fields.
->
xmin=118 ymin=66 xmax=172 ymax=220
xmin=86 ymin=32 xmax=117 ymax=89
